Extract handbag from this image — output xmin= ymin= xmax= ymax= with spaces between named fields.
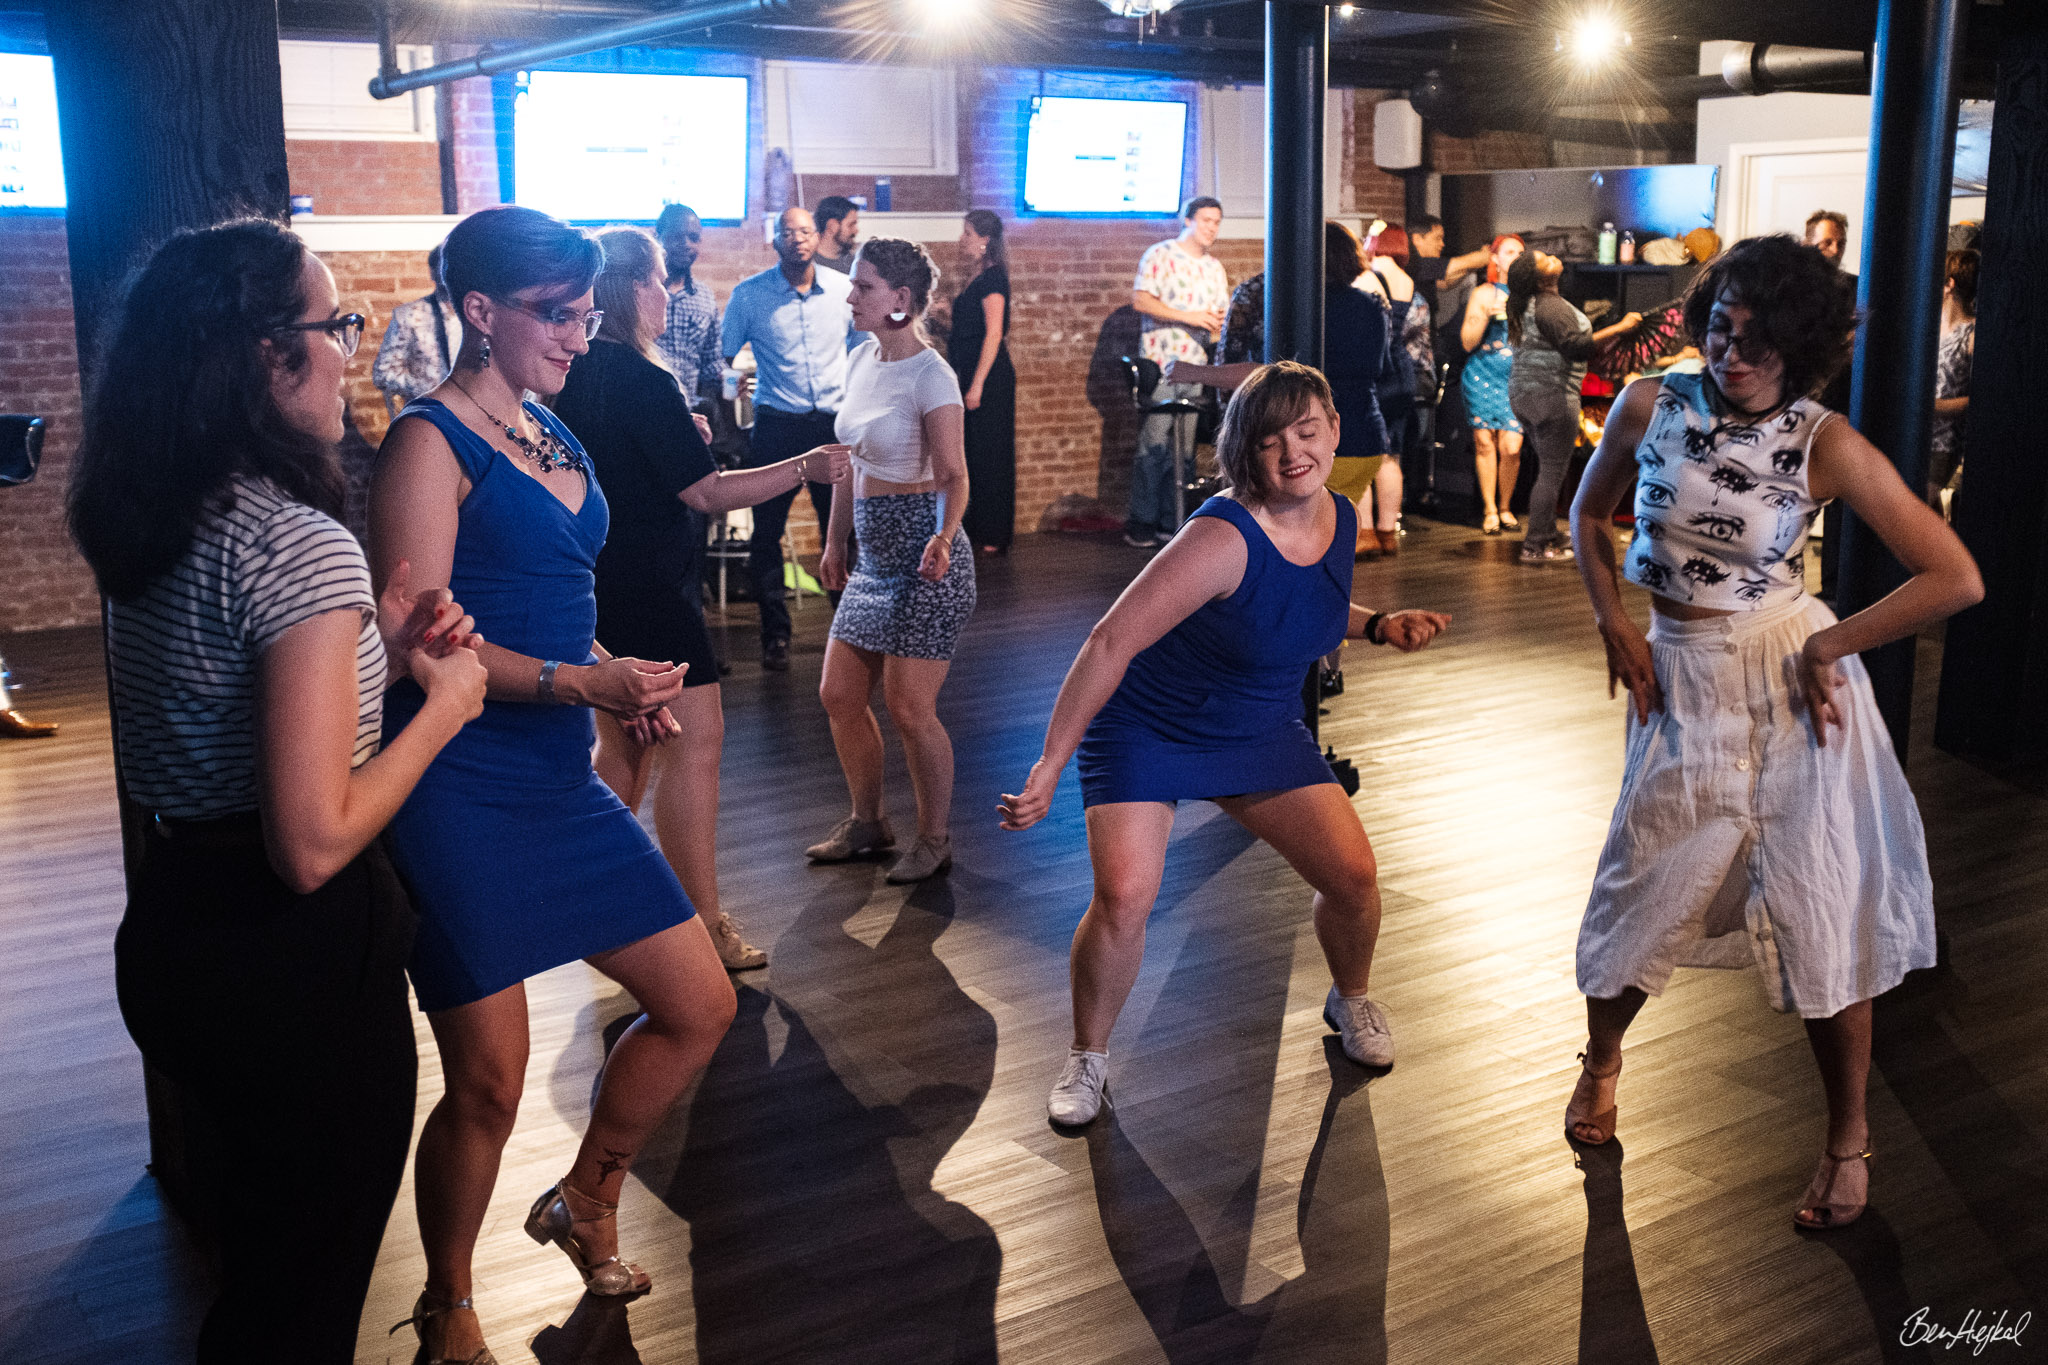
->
xmin=0 ymin=415 xmax=44 ymax=486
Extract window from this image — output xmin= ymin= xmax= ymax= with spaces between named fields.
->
xmin=763 ymin=61 xmax=957 ymax=177
xmin=1196 ymin=85 xmax=1347 ymax=216
xmin=279 ymin=39 xmax=437 ymax=141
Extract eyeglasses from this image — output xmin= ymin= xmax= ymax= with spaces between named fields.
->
xmin=273 ymin=312 xmax=365 ymax=357
xmin=1704 ymin=318 xmax=1776 ymax=364
xmin=494 ymin=296 xmax=604 ymax=340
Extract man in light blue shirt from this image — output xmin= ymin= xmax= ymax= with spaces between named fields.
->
xmin=721 ymin=205 xmax=858 ymax=667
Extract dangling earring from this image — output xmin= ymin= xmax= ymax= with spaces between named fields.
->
xmin=478 ymin=335 xmax=492 ymax=368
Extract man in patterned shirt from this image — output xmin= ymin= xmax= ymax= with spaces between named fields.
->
xmin=1128 ymin=197 xmax=1228 ymax=546
xmin=656 ymin=203 xmax=726 ymax=405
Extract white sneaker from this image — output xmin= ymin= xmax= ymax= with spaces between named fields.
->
xmin=1046 ymin=1048 xmax=1111 ymax=1126
xmin=1324 ymin=987 xmax=1395 ymax=1068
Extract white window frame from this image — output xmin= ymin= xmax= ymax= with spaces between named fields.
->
xmin=1194 ymin=84 xmax=1347 ymax=218
xmin=762 ymin=60 xmax=958 ymax=177
xmin=279 ymin=39 xmax=438 ymax=142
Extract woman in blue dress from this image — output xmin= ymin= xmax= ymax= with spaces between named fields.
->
xmin=1458 ymin=233 xmax=1526 ymax=535
xmin=999 ymin=362 xmax=1452 ymax=1126
xmin=371 ymin=206 xmax=737 ymax=1364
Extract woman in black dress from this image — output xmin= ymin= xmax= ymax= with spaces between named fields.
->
xmin=555 ymin=227 xmax=850 ymax=970
xmin=950 ymin=210 xmax=1017 ymax=554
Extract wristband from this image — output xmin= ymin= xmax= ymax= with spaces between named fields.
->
xmin=537 ymin=659 xmax=562 ymax=704
xmin=1365 ymin=612 xmax=1387 ymax=646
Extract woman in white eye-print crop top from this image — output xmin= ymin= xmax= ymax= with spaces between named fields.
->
xmin=1622 ymin=369 xmax=1831 ymax=609
xmin=1563 ymin=235 xmax=1985 ymax=1236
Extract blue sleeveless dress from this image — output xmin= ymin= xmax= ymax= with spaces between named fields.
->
xmin=381 ymin=399 xmax=694 ymax=1012
xmin=1076 ymin=493 xmax=1354 ymax=807
xmin=1461 ymin=293 xmax=1522 ymax=433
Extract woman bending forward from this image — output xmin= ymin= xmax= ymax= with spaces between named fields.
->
xmin=1000 ymin=362 xmax=1450 ymax=1125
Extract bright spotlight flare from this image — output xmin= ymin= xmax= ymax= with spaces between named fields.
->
xmin=1556 ymin=7 xmax=1633 ymax=69
xmin=910 ymin=0 xmax=982 ymax=27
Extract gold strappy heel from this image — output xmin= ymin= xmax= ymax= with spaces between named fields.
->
xmin=389 ymin=1288 xmax=498 ymax=1365
xmin=1564 ymin=1049 xmax=1623 ymax=1146
xmin=1794 ymin=1147 xmax=1873 ymax=1229
xmin=524 ymin=1174 xmax=653 ymax=1296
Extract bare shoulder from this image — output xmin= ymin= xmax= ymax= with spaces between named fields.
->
xmin=1146 ymin=512 xmax=1249 ymax=595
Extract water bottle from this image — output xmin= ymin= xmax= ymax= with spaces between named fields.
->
xmin=1619 ymin=229 xmax=1636 ymax=264
xmin=1596 ymin=222 xmax=1618 ymax=265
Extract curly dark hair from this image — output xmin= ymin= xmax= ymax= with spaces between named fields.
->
xmin=69 ymin=218 xmax=343 ymax=600
xmin=1681 ymin=234 xmax=1857 ymax=401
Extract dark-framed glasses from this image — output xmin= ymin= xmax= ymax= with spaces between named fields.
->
xmin=1703 ymin=319 xmax=1775 ymax=364
xmin=273 ymin=312 xmax=366 ymax=357
xmin=495 ymin=296 xmax=604 ymax=340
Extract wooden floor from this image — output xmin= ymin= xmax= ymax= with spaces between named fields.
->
xmin=1 ymin=519 xmax=2043 ymax=1365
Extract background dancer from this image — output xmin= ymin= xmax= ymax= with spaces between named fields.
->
xmin=1459 ymin=235 xmax=1525 ymax=535
xmin=559 ymin=226 xmax=852 ymax=971
xmin=998 ymin=362 xmax=1450 ymax=1126
xmin=1566 ymin=234 xmax=1982 ymax=1231
xmin=808 ymin=238 xmax=975 ymax=885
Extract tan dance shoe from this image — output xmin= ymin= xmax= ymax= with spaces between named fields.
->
xmin=525 ymin=1176 xmax=652 ymax=1297
xmin=0 ymin=709 xmax=57 ymax=738
xmin=389 ymin=1289 xmax=498 ymax=1365
xmin=709 ymin=913 xmax=767 ymax=970
xmin=1564 ymin=1049 xmax=1622 ymax=1145
xmin=1793 ymin=1147 xmax=1873 ymax=1230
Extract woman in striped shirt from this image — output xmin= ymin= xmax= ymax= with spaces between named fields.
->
xmin=67 ymin=218 xmax=487 ymax=1362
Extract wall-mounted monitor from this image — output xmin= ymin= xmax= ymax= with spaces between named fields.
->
xmin=0 ymin=53 xmax=67 ymax=211
xmin=513 ymin=70 xmax=748 ymax=223
xmin=1021 ymin=95 xmax=1187 ymax=217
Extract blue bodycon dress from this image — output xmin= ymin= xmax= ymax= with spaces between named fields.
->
xmin=1077 ymin=493 xmax=1354 ymax=807
xmin=381 ymin=400 xmax=695 ymax=1012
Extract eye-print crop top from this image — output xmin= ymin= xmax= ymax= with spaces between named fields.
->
xmin=1623 ymin=371 xmax=1836 ymax=611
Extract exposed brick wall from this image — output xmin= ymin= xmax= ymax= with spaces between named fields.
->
xmin=8 ymin=56 xmax=1571 ymax=632
xmin=0 ymin=219 xmax=97 ymax=634
xmin=1429 ymin=127 xmax=1552 ymax=175
xmin=287 ymin=139 xmax=442 ymax=216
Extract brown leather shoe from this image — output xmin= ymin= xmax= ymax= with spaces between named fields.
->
xmin=0 ymin=709 xmax=57 ymax=738
xmin=1377 ymin=529 xmax=1400 ymax=557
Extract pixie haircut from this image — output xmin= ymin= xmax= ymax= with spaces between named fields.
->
xmin=438 ymin=204 xmax=602 ymax=310
xmin=1215 ymin=361 xmax=1337 ymax=503
xmin=1681 ymin=234 xmax=1857 ymax=401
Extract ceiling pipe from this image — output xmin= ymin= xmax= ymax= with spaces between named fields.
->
xmin=366 ymin=0 xmax=807 ymax=98
xmin=1720 ymin=41 xmax=1870 ymax=94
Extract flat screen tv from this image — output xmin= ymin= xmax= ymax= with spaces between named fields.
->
xmin=513 ymin=70 xmax=748 ymax=223
xmin=0 ymin=53 xmax=66 ymax=211
xmin=1022 ymin=95 xmax=1188 ymax=217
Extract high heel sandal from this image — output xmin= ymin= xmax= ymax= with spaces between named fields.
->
xmin=1793 ymin=1147 xmax=1873 ymax=1229
xmin=525 ymin=1174 xmax=653 ymax=1296
xmin=389 ymin=1289 xmax=498 ymax=1365
xmin=1564 ymin=1049 xmax=1622 ymax=1145
xmin=1498 ymin=511 xmax=1521 ymax=531
xmin=1482 ymin=512 xmax=1502 ymax=536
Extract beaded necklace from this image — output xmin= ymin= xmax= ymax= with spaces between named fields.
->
xmin=450 ymin=378 xmax=587 ymax=475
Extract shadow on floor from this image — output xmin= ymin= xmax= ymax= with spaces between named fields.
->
xmin=1086 ymin=1038 xmax=1392 ymax=1365
xmin=638 ymin=872 xmax=1001 ymax=1364
xmin=1573 ymin=1139 xmax=1658 ymax=1365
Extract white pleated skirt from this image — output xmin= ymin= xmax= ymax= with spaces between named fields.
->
xmin=1576 ymin=594 xmax=1936 ymax=1018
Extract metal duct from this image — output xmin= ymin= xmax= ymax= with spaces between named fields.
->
xmin=367 ymin=0 xmax=804 ymax=98
xmin=1718 ymin=42 xmax=1870 ymax=95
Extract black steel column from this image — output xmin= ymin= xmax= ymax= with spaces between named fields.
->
xmin=1839 ymin=0 xmax=1968 ymax=754
xmin=1265 ymin=0 xmax=1326 ymax=370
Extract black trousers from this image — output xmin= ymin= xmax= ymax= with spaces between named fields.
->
xmin=115 ymin=826 xmax=418 ymax=1364
xmin=1510 ymin=386 xmax=1579 ymax=550
xmin=744 ymin=407 xmax=843 ymax=646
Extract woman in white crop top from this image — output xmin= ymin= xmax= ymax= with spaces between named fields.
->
xmin=1566 ymin=235 xmax=1982 ymax=1231
xmin=808 ymin=238 xmax=976 ymax=885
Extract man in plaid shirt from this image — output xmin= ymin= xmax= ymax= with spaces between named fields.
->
xmin=656 ymin=203 xmax=727 ymax=404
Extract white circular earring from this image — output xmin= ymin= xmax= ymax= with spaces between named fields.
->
xmin=888 ymin=310 xmax=909 ymax=323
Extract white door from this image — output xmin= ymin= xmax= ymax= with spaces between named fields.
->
xmin=1730 ymin=138 xmax=1868 ymax=266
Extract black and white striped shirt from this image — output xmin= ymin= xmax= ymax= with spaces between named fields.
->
xmin=107 ymin=477 xmax=385 ymax=820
